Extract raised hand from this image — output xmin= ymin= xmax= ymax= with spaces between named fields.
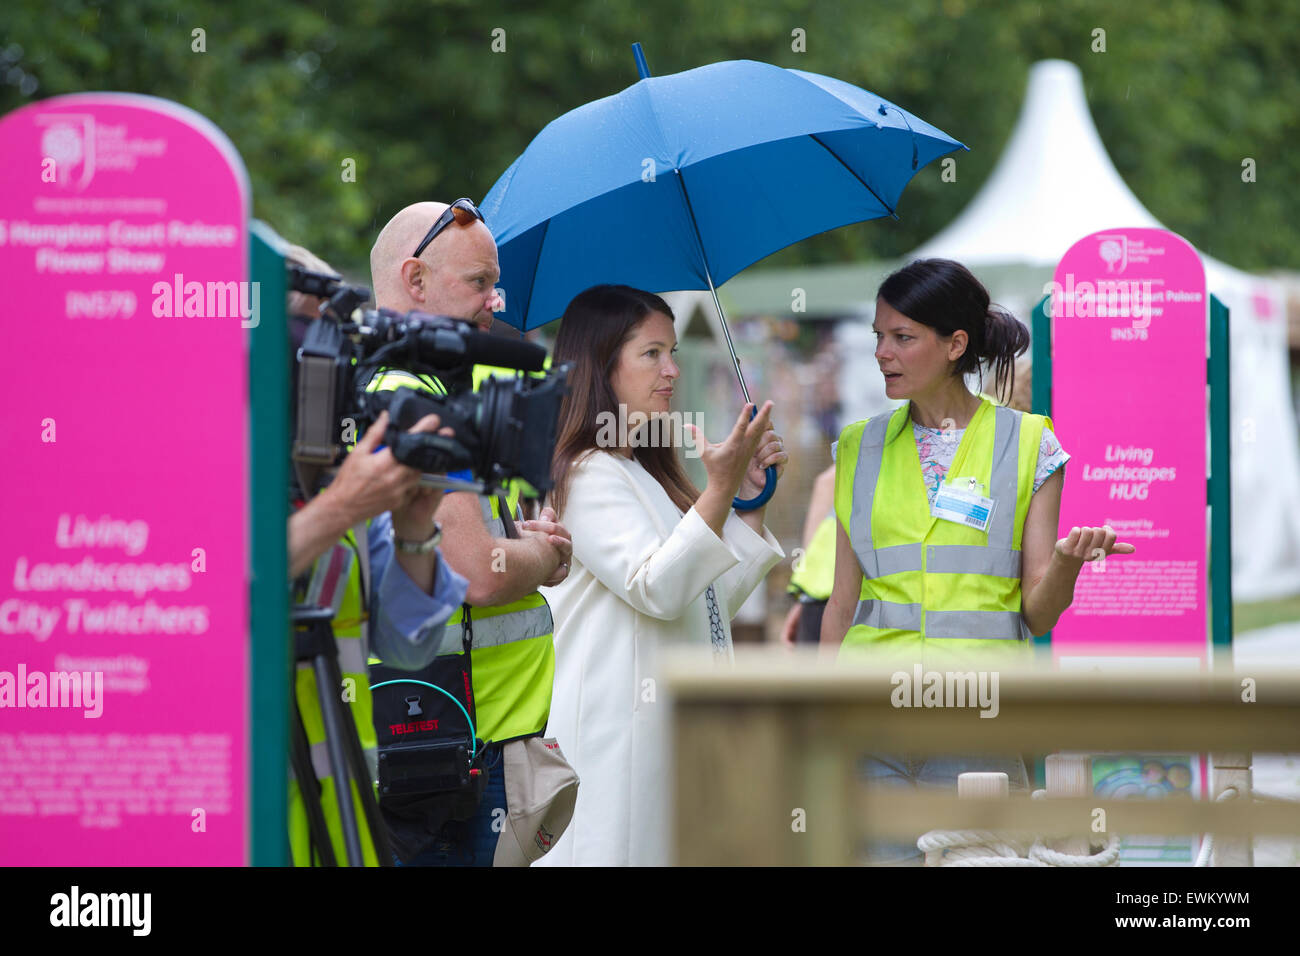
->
xmin=687 ymin=401 xmax=775 ymax=500
xmin=1055 ymin=525 xmax=1137 ymax=565
xmin=327 ymin=412 xmax=422 ymax=524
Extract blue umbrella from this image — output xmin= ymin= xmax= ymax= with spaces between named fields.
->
xmin=482 ymin=45 xmax=965 ymax=505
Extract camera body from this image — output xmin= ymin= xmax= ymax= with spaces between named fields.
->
xmin=289 ymin=266 xmax=570 ymax=498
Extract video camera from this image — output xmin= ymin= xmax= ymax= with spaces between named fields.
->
xmin=288 ymin=265 xmax=570 ymax=498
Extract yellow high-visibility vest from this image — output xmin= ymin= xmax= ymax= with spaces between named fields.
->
xmin=833 ymin=396 xmax=1052 ymax=668
xmin=788 ymin=513 xmax=836 ymax=602
xmin=365 ymin=367 xmax=555 ymax=744
xmin=288 ymin=525 xmax=381 ymax=866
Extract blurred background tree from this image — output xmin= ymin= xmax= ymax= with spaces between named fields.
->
xmin=2 ymin=0 xmax=1296 ymax=278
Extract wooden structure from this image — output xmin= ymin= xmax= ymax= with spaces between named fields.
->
xmin=668 ymin=649 xmax=1300 ymax=865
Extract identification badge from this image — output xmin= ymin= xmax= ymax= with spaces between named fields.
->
xmin=931 ymin=476 xmax=995 ymax=532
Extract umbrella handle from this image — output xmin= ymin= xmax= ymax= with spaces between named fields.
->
xmin=731 ymin=405 xmax=778 ymax=511
xmin=733 ymin=465 xmax=777 ymax=511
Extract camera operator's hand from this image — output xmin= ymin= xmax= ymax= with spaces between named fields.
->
xmin=519 ymin=506 xmax=573 ymax=587
xmin=289 ymin=411 xmax=441 ymax=579
xmin=324 ymin=411 xmax=424 ymax=523
xmin=391 ymin=412 xmax=454 ymax=541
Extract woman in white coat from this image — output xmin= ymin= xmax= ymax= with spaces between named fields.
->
xmin=532 ymin=284 xmax=787 ymax=866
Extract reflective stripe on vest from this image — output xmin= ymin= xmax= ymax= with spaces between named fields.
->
xmin=852 ymin=599 xmax=922 ymax=630
xmin=437 ymin=495 xmax=552 ymax=648
xmin=837 ymin=398 xmax=1048 ymax=653
xmin=460 ymin=602 xmax=553 ymax=648
xmin=924 ymin=609 xmax=1025 ymax=640
xmin=481 ymin=491 xmax=510 ymax=537
xmin=420 ymin=600 xmax=554 ymax=657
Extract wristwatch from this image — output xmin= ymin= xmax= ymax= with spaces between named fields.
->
xmin=391 ymin=521 xmax=443 ymax=554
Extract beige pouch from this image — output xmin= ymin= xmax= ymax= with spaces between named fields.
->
xmin=493 ymin=736 xmax=580 ymax=866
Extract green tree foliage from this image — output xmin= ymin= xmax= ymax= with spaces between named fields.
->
xmin=2 ymin=0 xmax=1296 ymax=277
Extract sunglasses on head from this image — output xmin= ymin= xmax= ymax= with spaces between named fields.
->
xmin=412 ymin=198 xmax=485 ymax=259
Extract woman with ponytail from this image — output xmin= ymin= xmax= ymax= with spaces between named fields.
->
xmin=821 ymin=259 xmax=1135 ymax=863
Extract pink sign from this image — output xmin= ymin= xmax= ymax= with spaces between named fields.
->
xmin=1048 ymin=227 xmax=1208 ymax=660
xmin=0 ymin=94 xmax=250 ymax=864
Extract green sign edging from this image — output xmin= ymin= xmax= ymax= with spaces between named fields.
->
xmin=249 ymin=221 xmax=289 ymax=866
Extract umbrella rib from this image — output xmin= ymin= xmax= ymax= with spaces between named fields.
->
xmin=672 ymin=168 xmax=716 ymax=283
xmin=807 ymin=133 xmax=899 ymax=221
xmin=521 ymin=218 xmax=551 ymax=331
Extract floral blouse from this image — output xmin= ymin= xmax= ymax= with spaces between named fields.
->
xmin=912 ymin=421 xmax=1070 ymax=506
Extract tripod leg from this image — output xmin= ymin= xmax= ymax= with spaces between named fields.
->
xmin=289 ymin=687 xmax=338 ymax=866
xmin=338 ymin=691 xmax=394 ymax=865
xmin=314 ymin=651 xmax=366 ymax=866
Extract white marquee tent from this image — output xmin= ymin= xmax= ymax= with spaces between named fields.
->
xmin=910 ymin=58 xmax=1300 ymax=601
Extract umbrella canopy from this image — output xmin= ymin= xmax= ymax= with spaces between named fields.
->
xmin=481 ymin=57 xmax=965 ymax=332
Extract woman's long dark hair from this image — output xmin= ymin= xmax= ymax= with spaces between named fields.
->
xmin=548 ymin=285 xmax=701 ymax=518
xmin=877 ymin=258 xmax=1030 ymax=404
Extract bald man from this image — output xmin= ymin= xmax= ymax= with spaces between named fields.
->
xmin=284 ymin=240 xmax=470 ymax=868
xmin=369 ymin=200 xmax=502 ymax=333
xmin=366 ymin=201 xmax=572 ymax=867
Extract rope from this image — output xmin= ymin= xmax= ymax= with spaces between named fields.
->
xmin=917 ymin=789 xmax=1120 ymax=866
xmin=918 ymin=782 xmax=1264 ymax=868
xmin=916 ymin=829 xmax=1028 ymax=854
xmin=945 ymin=856 xmax=1049 ymax=868
xmin=1028 ymin=833 xmax=1121 ymax=867
xmin=1027 ymin=788 xmax=1122 ymax=867
xmin=917 ymin=829 xmax=1048 ymax=866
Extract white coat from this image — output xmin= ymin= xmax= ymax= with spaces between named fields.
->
xmin=532 ymin=449 xmax=784 ymax=866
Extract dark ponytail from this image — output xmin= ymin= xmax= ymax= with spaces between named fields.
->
xmin=877 ymin=258 xmax=1030 ymax=405
xmin=982 ymin=305 xmax=1031 ymax=406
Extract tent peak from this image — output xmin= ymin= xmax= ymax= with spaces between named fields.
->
xmin=912 ymin=58 xmax=1161 ymax=267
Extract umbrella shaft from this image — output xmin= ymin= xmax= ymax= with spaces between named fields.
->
xmin=708 ymin=278 xmax=752 ymax=406
xmin=673 ymin=168 xmax=753 ymax=407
